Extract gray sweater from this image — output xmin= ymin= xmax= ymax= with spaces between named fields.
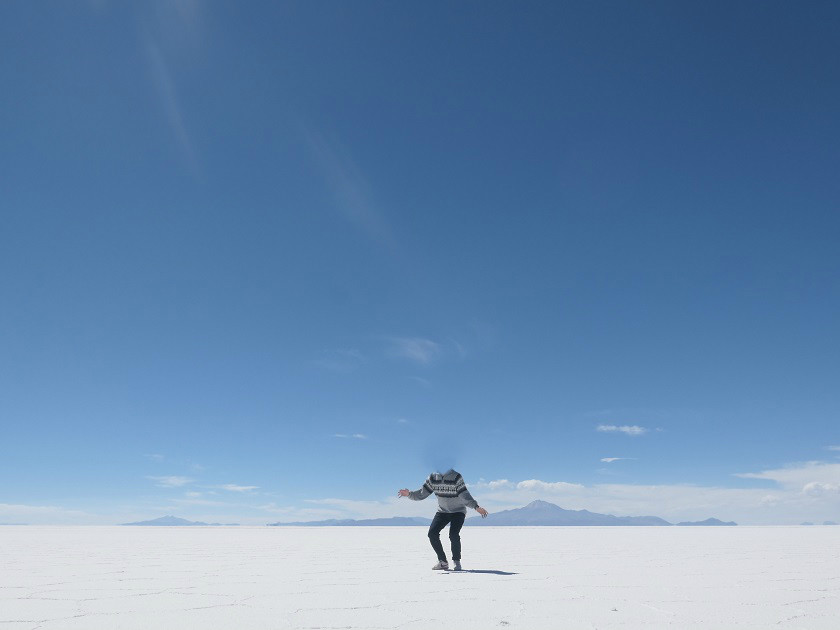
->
xmin=408 ymin=469 xmax=479 ymax=514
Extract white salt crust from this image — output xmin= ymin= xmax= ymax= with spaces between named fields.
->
xmin=1 ymin=525 xmax=838 ymax=629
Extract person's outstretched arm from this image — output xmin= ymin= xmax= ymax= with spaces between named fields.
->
xmin=398 ymin=478 xmax=433 ymax=500
xmin=456 ymin=475 xmax=489 ymax=518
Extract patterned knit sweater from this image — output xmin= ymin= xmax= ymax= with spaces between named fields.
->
xmin=408 ymin=469 xmax=479 ymax=514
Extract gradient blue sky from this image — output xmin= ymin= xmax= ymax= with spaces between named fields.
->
xmin=2 ymin=1 xmax=839 ymax=525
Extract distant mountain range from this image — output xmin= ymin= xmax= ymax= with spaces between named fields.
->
xmin=676 ymin=518 xmax=737 ymax=526
xmin=121 ymin=516 xmax=240 ymax=526
xmin=466 ymin=500 xmax=672 ymax=526
xmin=123 ymin=503 xmax=737 ymax=527
xmin=268 ymin=516 xmax=431 ymax=527
xmin=267 ymin=500 xmax=736 ymax=527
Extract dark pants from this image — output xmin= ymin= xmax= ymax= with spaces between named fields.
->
xmin=428 ymin=511 xmax=466 ymax=562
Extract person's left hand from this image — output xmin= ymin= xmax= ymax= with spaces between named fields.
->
xmin=398 ymin=488 xmax=410 ymax=497
xmin=476 ymin=507 xmax=488 ymax=518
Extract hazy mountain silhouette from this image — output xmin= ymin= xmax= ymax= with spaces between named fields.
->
xmin=257 ymin=501 xmax=735 ymax=527
xmin=466 ymin=500 xmax=674 ymax=526
xmin=268 ymin=516 xmax=431 ymax=527
xmin=121 ymin=516 xmax=239 ymax=526
xmin=676 ymin=518 xmax=737 ymax=526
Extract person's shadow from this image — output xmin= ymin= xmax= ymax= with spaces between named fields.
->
xmin=449 ymin=569 xmax=517 ymax=575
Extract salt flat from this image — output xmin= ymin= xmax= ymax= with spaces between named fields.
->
xmin=1 ymin=526 xmax=838 ymax=629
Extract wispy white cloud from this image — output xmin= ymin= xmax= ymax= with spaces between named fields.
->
xmin=597 ymin=424 xmax=648 ymax=436
xmin=473 ymin=478 xmax=583 ymax=493
xmin=169 ymin=497 xmax=229 ymax=507
xmin=218 ymin=484 xmax=259 ymax=493
xmin=515 ymin=479 xmax=585 ymax=492
xmin=485 ymin=479 xmax=514 ymax=490
xmin=302 ymin=127 xmax=395 ymax=248
xmin=827 ymin=445 xmax=840 ymax=452
xmin=140 ymin=0 xmax=204 ymax=173
xmin=448 ymin=337 xmax=467 ymax=359
xmin=396 ymin=418 xmax=410 ymax=425
xmin=145 ymin=42 xmax=198 ymax=171
xmin=143 ymin=453 xmax=165 ymax=462
xmin=600 ymin=457 xmax=636 ymax=463
xmin=147 ymin=476 xmax=194 ymax=488
xmin=387 ymin=337 xmax=442 ymax=365
xmin=409 ymin=376 xmax=432 ymax=387
xmin=333 ymin=433 xmax=368 ymax=440
xmin=802 ymin=482 xmax=840 ymax=497
xmin=735 ymin=461 xmax=840 ymax=490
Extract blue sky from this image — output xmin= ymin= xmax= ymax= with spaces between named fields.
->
xmin=2 ymin=1 xmax=839 ymax=525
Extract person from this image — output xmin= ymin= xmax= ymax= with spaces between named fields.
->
xmin=398 ymin=469 xmax=488 ymax=570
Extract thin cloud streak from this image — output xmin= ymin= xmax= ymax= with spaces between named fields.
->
xmin=734 ymin=461 xmax=840 ymax=489
xmin=387 ymin=337 xmax=442 ymax=365
xmin=302 ymin=127 xmax=395 ymax=249
xmin=147 ymin=476 xmax=194 ymax=487
xmin=597 ymin=424 xmax=648 ymax=436
xmin=448 ymin=337 xmax=467 ymax=359
xmin=145 ymin=41 xmax=199 ymax=172
xmin=218 ymin=484 xmax=259 ymax=493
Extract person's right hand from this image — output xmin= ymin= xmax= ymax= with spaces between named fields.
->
xmin=398 ymin=488 xmax=410 ymax=497
xmin=476 ymin=507 xmax=488 ymax=518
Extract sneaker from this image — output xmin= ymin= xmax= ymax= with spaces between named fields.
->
xmin=453 ymin=561 xmax=462 ymax=571
xmin=432 ymin=560 xmax=449 ymax=570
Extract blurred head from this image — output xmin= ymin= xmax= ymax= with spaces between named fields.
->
xmin=422 ymin=444 xmax=459 ymax=475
